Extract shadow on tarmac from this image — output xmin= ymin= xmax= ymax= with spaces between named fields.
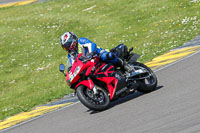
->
xmin=87 ymin=85 xmax=163 ymax=114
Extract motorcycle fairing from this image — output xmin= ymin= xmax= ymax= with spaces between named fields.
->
xmin=93 ymin=63 xmax=115 ymax=78
xmin=91 ymin=63 xmax=118 ymax=99
xmin=69 ymin=54 xmax=94 ymax=85
xmin=75 ymin=79 xmax=94 ymax=90
xmin=68 ymin=53 xmax=120 ymax=100
xmin=97 ymin=77 xmax=118 ymax=100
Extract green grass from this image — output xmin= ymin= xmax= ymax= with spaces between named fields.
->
xmin=0 ymin=0 xmax=200 ymax=120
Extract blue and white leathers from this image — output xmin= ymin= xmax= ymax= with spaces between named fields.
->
xmin=78 ymin=37 xmax=101 ymax=56
xmin=67 ymin=37 xmax=119 ymax=65
xmin=100 ymin=51 xmax=119 ymax=64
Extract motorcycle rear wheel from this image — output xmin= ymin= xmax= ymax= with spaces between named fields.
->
xmin=130 ymin=62 xmax=157 ymax=93
xmin=76 ymin=85 xmax=110 ymax=111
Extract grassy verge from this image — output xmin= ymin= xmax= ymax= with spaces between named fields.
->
xmin=0 ymin=0 xmax=200 ymax=120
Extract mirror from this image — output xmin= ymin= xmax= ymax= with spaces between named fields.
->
xmin=129 ymin=47 xmax=133 ymax=52
xmin=59 ymin=64 xmax=65 ymax=73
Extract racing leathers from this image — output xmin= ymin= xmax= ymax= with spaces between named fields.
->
xmin=67 ymin=37 xmax=131 ymax=72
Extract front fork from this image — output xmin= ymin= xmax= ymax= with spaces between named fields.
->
xmin=87 ymin=77 xmax=99 ymax=95
xmin=75 ymin=77 xmax=99 ymax=94
xmin=92 ymin=85 xmax=98 ymax=95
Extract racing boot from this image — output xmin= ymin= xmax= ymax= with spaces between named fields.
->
xmin=115 ymin=58 xmax=132 ymax=73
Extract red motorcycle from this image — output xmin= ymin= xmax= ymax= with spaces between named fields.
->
xmin=59 ymin=44 xmax=157 ymax=111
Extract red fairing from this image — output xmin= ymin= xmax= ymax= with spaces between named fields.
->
xmin=70 ymin=54 xmax=96 ymax=85
xmin=66 ymin=72 xmax=69 ymax=81
xmin=75 ymin=79 xmax=94 ymax=90
xmin=93 ymin=64 xmax=118 ymax=99
xmin=67 ymin=53 xmax=118 ymax=100
xmin=85 ymin=66 xmax=93 ymax=76
xmin=97 ymin=77 xmax=118 ymax=100
xmin=69 ymin=54 xmax=83 ymax=85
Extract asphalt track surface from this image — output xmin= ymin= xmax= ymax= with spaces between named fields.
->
xmin=2 ymin=52 xmax=200 ymax=133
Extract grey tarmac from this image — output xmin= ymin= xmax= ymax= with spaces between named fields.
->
xmin=2 ymin=51 xmax=200 ymax=133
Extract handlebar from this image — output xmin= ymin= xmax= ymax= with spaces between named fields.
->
xmin=79 ymin=55 xmax=97 ymax=63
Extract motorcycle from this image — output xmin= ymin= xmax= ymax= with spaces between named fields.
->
xmin=59 ymin=44 xmax=157 ymax=111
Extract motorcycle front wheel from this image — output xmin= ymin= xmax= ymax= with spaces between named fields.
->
xmin=76 ymin=85 xmax=110 ymax=111
xmin=130 ymin=62 xmax=157 ymax=93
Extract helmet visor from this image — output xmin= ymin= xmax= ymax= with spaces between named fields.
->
xmin=62 ymin=40 xmax=72 ymax=52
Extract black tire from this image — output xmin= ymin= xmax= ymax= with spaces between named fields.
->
xmin=130 ymin=62 xmax=157 ymax=93
xmin=76 ymin=85 xmax=110 ymax=111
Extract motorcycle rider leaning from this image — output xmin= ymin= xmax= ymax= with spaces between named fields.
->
xmin=60 ymin=31 xmax=132 ymax=72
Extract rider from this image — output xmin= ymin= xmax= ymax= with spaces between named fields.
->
xmin=60 ymin=31 xmax=132 ymax=72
